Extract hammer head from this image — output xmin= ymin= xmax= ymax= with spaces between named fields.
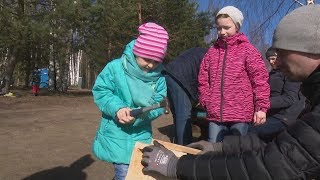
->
xmin=164 ymin=97 xmax=170 ymax=114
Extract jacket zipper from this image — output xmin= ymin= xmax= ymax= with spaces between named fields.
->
xmin=220 ymin=41 xmax=227 ymax=122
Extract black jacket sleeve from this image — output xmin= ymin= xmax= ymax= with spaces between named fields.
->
xmin=270 ymin=76 xmax=301 ymax=109
xmin=176 ymin=113 xmax=320 ymax=180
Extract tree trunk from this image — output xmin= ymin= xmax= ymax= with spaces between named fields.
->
xmin=4 ymin=48 xmax=17 ymax=94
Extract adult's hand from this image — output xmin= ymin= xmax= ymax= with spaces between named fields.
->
xmin=186 ymin=140 xmax=222 ymax=154
xmin=141 ymin=140 xmax=178 ymax=178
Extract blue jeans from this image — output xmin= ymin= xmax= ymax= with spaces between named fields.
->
xmin=165 ymin=75 xmax=193 ymax=145
xmin=249 ymin=116 xmax=286 ymax=141
xmin=113 ymin=163 xmax=129 ymax=180
xmin=208 ymin=121 xmax=249 ymax=143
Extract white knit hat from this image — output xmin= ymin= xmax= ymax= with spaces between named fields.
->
xmin=216 ymin=6 xmax=244 ymax=28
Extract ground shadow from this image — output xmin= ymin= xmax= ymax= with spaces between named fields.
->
xmin=37 ymin=88 xmax=92 ymax=97
xmin=157 ymin=124 xmax=175 ymax=142
xmin=61 ymin=89 xmax=92 ymax=97
xmin=22 ymin=154 xmax=94 ymax=180
xmin=158 ymin=122 xmax=209 ymax=143
xmin=7 ymin=86 xmax=93 ymax=97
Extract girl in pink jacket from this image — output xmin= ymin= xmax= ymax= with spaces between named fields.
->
xmin=198 ymin=6 xmax=270 ymax=143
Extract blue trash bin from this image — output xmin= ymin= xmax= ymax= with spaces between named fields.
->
xmin=39 ymin=68 xmax=49 ymax=88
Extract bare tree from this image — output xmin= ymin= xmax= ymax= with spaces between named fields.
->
xmin=205 ymin=0 xmax=304 ymax=50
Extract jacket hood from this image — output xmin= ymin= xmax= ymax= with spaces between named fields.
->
xmin=123 ymin=40 xmax=136 ymax=60
xmin=121 ymin=40 xmax=163 ymax=81
xmin=215 ymin=33 xmax=249 ymax=47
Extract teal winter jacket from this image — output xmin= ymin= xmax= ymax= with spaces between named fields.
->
xmin=92 ymin=40 xmax=167 ymax=164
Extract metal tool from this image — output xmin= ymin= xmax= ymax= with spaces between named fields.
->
xmin=130 ymin=98 xmax=168 ymax=118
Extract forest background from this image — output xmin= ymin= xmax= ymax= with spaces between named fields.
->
xmin=0 ymin=0 xmax=317 ymax=93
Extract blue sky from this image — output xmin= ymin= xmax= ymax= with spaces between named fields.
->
xmin=196 ymin=0 xmax=319 ymax=47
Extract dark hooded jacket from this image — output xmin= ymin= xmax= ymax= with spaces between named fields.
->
xmin=163 ymin=47 xmax=208 ymax=104
xmin=268 ymin=69 xmax=305 ymax=125
xmin=176 ymin=66 xmax=320 ymax=179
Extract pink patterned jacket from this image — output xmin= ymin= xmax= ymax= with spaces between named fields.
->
xmin=198 ymin=33 xmax=270 ymax=123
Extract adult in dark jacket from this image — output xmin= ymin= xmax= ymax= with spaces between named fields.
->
xmin=249 ymin=48 xmax=305 ymax=141
xmin=141 ymin=5 xmax=320 ymax=179
xmin=164 ymin=47 xmax=208 ymax=145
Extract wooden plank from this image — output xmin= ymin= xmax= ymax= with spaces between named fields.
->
xmin=126 ymin=139 xmax=201 ymax=180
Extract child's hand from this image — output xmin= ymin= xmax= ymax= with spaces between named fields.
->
xmin=253 ymin=111 xmax=266 ymax=125
xmin=116 ymin=108 xmax=135 ymax=124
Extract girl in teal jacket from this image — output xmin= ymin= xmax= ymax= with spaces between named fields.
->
xmin=92 ymin=22 xmax=169 ymax=180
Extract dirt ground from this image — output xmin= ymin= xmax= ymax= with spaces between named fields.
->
xmin=0 ymin=88 xmax=175 ymax=180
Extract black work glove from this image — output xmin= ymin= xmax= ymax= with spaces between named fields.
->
xmin=141 ymin=140 xmax=178 ymax=178
xmin=186 ymin=140 xmax=222 ymax=154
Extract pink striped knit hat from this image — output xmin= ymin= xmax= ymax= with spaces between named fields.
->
xmin=133 ymin=22 xmax=169 ymax=62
